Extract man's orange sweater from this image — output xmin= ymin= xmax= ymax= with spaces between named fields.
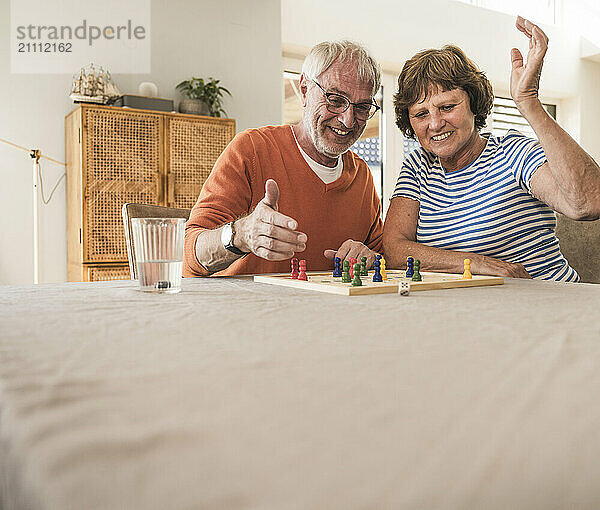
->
xmin=184 ymin=125 xmax=383 ymax=276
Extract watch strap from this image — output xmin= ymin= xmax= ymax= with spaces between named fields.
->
xmin=223 ymin=221 xmax=248 ymax=256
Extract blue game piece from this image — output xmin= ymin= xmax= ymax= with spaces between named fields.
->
xmin=406 ymin=256 xmax=414 ymax=278
xmin=332 ymin=256 xmax=342 ymax=277
xmin=372 ymin=259 xmax=383 ymax=282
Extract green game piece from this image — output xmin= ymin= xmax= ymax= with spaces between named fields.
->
xmin=412 ymin=259 xmax=422 ymax=282
xmin=360 ymin=256 xmax=368 ymax=276
xmin=351 ymin=263 xmax=363 ymax=286
xmin=342 ymin=260 xmax=351 ymax=283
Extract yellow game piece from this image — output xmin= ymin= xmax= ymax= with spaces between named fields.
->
xmin=462 ymin=258 xmax=472 ymax=279
xmin=380 ymin=257 xmax=387 ymax=280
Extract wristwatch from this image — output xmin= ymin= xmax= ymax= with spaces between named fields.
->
xmin=221 ymin=221 xmax=248 ymax=256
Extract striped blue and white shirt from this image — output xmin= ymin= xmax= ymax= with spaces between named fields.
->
xmin=392 ymin=130 xmax=579 ymax=281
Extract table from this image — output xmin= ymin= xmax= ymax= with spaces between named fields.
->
xmin=1 ymin=277 xmax=599 ymax=509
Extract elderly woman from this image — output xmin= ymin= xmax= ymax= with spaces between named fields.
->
xmin=383 ymin=17 xmax=600 ymax=280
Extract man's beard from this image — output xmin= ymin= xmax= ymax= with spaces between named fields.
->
xmin=303 ymin=113 xmax=363 ymax=159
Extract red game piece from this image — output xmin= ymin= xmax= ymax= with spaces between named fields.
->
xmin=291 ymin=257 xmax=299 ymax=279
xmin=298 ymin=259 xmax=308 ymax=281
xmin=349 ymin=257 xmax=357 ymax=278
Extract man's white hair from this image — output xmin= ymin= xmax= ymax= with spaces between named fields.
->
xmin=301 ymin=40 xmax=381 ymax=96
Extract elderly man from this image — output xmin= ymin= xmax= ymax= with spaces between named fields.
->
xmin=184 ymin=40 xmax=383 ymax=277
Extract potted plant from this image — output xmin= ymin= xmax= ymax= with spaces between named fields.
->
xmin=176 ymin=77 xmax=231 ymax=117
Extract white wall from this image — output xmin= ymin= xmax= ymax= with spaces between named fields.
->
xmin=281 ymin=0 xmax=600 ymax=208
xmin=0 ymin=0 xmax=282 ymax=284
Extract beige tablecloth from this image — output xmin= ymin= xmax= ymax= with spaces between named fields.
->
xmin=1 ymin=277 xmax=599 ymax=509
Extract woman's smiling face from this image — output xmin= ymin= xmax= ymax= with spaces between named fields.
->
xmin=409 ymin=84 xmax=482 ymax=170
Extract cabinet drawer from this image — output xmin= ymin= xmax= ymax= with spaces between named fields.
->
xmin=85 ymin=264 xmax=131 ymax=282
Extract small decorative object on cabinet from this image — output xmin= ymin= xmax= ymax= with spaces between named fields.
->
xmin=112 ymin=95 xmax=174 ymax=112
xmin=70 ymin=63 xmax=121 ymax=104
xmin=65 ymin=104 xmax=235 ymax=282
xmin=176 ymin=77 xmax=231 ymax=117
xmin=138 ymin=82 xmax=159 ymax=97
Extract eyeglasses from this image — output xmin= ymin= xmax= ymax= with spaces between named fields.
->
xmin=311 ymin=80 xmax=380 ymax=121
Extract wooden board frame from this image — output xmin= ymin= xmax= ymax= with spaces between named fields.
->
xmin=254 ymin=270 xmax=504 ymax=296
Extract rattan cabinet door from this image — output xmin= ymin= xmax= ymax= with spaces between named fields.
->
xmin=82 ymin=108 xmax=163 ymax=262
xmin=165 ymin=116 xmax=235 ymax=209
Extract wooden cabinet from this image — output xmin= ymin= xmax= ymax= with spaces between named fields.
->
xmin=65 ymin=104 xmax=235 ymax=281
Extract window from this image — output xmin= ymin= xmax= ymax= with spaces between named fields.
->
xmin=489 ymin=96 xmax=556 ymax=138
xmin=402 ymin=137 xmax=420 ymax=160
xmin=352 ymin=137 xmax=382 ymax=200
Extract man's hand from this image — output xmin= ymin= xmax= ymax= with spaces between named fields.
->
xmin=235 ymin=179 xmax=307 ymax=260
xmin=324 ymin=239 xmax=379 ymax=269
xmin=510 ymin=16 xmax=549 ymax=112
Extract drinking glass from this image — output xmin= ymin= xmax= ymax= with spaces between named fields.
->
xmin=131 ymin=217 xmax=186 ymax=294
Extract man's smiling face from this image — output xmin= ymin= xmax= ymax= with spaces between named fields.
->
xmin=301 ymin=59 xmax=374 ymax=161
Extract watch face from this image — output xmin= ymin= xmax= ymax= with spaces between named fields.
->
xmin=221 ymin=222 xmax=233 ymax=247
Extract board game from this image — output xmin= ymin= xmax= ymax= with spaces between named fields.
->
xmin=254 ymin=269 xmax=504 ymax=296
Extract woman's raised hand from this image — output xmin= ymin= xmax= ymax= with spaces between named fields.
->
xmin=510 ymin=16 xmax=549 ymax=111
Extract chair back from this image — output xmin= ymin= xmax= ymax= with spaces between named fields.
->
xmin=555 ymin=214 xmax=600 ymax=283
xmin=122 ymin=203 xmax=191 ymax=279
